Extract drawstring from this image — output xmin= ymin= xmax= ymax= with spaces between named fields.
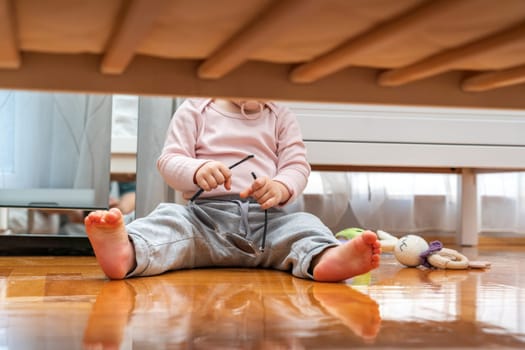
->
xmin=232 ymin=200 xmax=252 ymax=237
xmin=188 ymin=154 xmax=267 ymax=252
xmin=229 ymin=188 xmax=267 ymax=253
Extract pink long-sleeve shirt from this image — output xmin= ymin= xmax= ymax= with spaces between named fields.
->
xmin=157 ymin=98 xmax=311 ymax=203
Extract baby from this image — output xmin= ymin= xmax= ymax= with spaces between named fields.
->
xmin=85 ymin=98 xmax=380 ymax=281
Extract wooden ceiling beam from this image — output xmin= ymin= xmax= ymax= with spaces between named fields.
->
xmin=289 ymin=0 xmax=461 ymax=84
xmin=100 ymin=0 xmax=171 ymax=74
xmin=378 ymin=21 xmax=525 ymax=87
xmin=197 ymin=0 xmax=317 ymax=80
xmin=0 ymin=0 xmax=20 ymax=69
xmin=462 ymin=64 xmax=525 ymax=92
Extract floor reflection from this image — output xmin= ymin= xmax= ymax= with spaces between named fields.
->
xmin=83 ymin=270 xmax=381 ymax=349
xmin=368 ymin=254 xmax=525 ymax=347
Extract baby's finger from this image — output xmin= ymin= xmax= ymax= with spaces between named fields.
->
xmin=260 ymin=196 xmax=278 ymax=210
xmin=224 ymin=176 xmax=232 ymax=190
xmin=211 ymin=168 xmax=226 ymax=185
xmin=239 ymin=186 xmax=253 ymax=198
xmin=198 ymin=178 xmax=211 ymax=191
xmin=252 ymin=186 xmax=268 ymax=201
xmin=255 ymin=189 xmax=271 ymax=203
xmin=252 ymin=177 xmax=268 ymax=194
xmin=217 ymin=163 xmax=232 ymax=177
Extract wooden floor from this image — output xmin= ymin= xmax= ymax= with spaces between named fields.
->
xmin=0 ymin=246 xmax=523 ymax=349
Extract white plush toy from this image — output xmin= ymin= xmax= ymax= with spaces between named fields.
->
xmin=393 ymin=234 xmax=491 ymax=269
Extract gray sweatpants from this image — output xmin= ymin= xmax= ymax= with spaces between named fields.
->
xmin=125 ymin=197 xmax=340 ymax=279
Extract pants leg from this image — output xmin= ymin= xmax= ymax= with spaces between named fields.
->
xmin=253 ymin=210 xmax=340 ymax=279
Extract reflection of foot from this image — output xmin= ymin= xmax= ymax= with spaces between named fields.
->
xmin=84 ymin=208 xmax=136 ymax=279
xmin=312 ymin=284 xmax=381 ymax=341
xmin=83 ymin=280 xmax=135 ymax=350
xmin=313 ymin=231 xmax=381 ymax=282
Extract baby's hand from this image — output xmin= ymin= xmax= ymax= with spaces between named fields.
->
xmin=194 ymin=161 xmax=232 ymax=191
xmin=240 ymin=177 xmax=290 ymax=209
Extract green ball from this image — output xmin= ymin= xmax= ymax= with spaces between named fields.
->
xmin=335 ymin=227 xmax=365 ymax=240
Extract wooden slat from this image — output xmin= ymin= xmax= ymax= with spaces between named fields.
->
xmin=197 ymin=0 xmax=317 ymax=80
xmin=289 ymin=0 xmax=461 ymax=84
xmin=0 ymin=0 xmax=20 ymax=69
xmin=378 ymin=21 xmax=525 ymax=87
xmin=100 ymin=0 xmax=171 ymax=75
xmin=462 ymin=64 xmax=525 ymax=92
xmin=4 ymin=53 xmax=525 ymax=110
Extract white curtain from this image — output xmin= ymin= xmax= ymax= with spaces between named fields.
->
xmin=304 ymin=171 xmax=525 ymax=236
xmin=347 ymin=172 xmax=458 ymax=235
xmin=478 ymin=172 xmax=525 ymax=234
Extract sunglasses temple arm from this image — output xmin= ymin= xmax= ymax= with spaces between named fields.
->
xmin=251 ymin=172 xmax=267 ymax=252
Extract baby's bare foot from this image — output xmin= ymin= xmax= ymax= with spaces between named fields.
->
xmin=85 ymin=208 xmax=135 ymax=279
xmin=313 ymin=231 xmax=381 ymax=282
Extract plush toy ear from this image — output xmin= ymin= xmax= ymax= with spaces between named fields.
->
xmin=376 ymin=230 xmax=398 ymax=253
